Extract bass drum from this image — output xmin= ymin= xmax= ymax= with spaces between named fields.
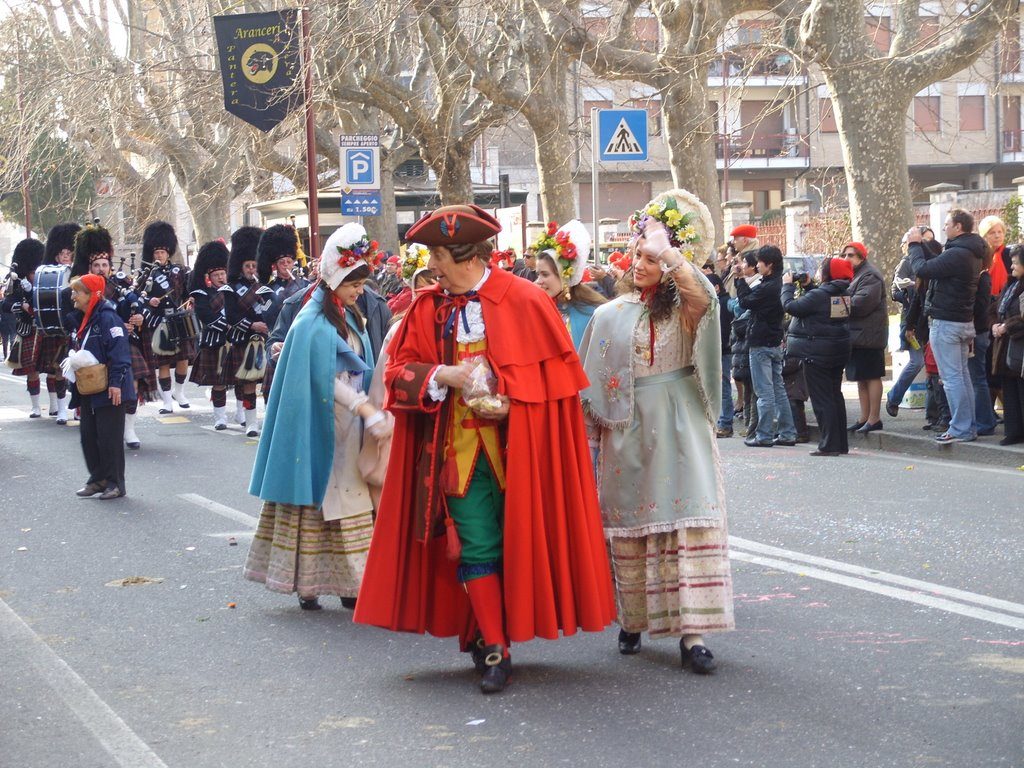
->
xmin=32 ymin=264 xmax=71 ymax=336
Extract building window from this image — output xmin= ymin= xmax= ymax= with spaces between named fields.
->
xmin=913 ymin=96 xmax=941 ymax=132
xmin=819 ymin=98 xmax=838 ymax=133
xmin=958 ymin=95 xmax=986 ymax=132
xmin=865 ymin=15 xmax=891 ymax=54
xmin=919 ymin=16 xmax=940 ymax=46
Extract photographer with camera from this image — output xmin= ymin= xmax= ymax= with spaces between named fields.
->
xmin=782 ymin=258 xmax=854 ymax=456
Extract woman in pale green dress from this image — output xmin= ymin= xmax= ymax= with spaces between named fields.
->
xmin=579 ymin=189 xmax=734 ymax=673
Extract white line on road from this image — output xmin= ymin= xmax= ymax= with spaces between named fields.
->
xmin=730 ymin=536 xmax=1024 ymax=617
xmin=730 ymin=549 xmax=1024 ymax=631
xmin=0 ymin=598 xmax=169 ymax=768
xmin=178 ymin=493 xmax=258 ymax=527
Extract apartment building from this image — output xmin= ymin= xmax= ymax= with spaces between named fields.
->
xmin=475 ymin=5 xmax=1024 ymax=227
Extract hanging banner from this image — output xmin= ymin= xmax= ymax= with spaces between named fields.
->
xmin=213 ymin=10 xmax=303 ymax=132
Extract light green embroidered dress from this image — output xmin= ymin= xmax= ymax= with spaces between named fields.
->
xmin=579 ymin=262 xmax=735 ymax=637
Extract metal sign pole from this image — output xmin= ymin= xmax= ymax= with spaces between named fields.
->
xmin=591 ymin=107 xmax=599 ymax=256
xmin=301 ymin=7 xmax=320 ymax=255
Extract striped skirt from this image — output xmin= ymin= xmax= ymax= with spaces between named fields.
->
xmin=608 ymin=526 xmax=735 ymax=637
xmin=243 ymin=502 xmax=372 ymax=598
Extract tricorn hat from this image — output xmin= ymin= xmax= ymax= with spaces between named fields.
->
xmin=44 ymin=222 xmax=81 ymax=265
xmin=257 ymin=224 xmax=299 ymax=284
xmin=229 ymin=226 xmax=263 ymax=283
xmin=405 ymin=204 xmax=501 ymax=249
xmin=72 ymin=223 xmax=114 ymax=278
xmin=188 ymin=240 xmax=230 ymax=292
xmin=142 ymin=221 xmax=178 ymax=267
xmin=12 ymin=238 xmax=44 ymax=279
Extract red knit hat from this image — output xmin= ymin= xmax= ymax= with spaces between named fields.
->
xmin=730 ymin=224 xmax=758 ymax=239
xmin=844 ymin=241 xmax=868 ymax=259
xmin=827 ymin=256 xmax=854 ymax=281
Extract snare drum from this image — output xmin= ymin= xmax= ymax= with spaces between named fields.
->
xmin=32 ymin=265 xmax=70 ymax=336
xmin=165 ymin=308 xmax=199 ymax=345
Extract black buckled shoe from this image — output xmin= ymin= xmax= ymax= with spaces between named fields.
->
xmin=467 ymin=636 xmax=487 ymax=673
xmin=680 ymin=641 xmax=716 ymax=674
xmin=298 ymin=597 xmax=322 ymax=611
xmin=618 ymin=629 xmax=642 ymax=655
xmin=479 ymin=645 xmax=511 ymax=694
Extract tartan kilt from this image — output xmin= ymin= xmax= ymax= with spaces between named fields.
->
xmin=129 ymin=336 xmax=157 ymax=403
xmin=9 ymin=330 xmax=41 ymax=377
xmin=222 ymin=341 xmax=257 ymax=388
xmin=36 ymin=333 xmax=68 ymax=376
xmin=189 ymin=345 xmax=228 ymax=387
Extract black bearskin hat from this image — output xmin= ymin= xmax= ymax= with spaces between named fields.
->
xmin=188 ymin=240 xmax=229 ymax=293
xmin=229 ymin=226 xmax=264 ymax=283
xmin=142 ymin=221 xmax=178 ymax=267
xmin=72 ymin=224 xmax=113 ymax=278
xmin=44 ymin=222 xmax=81 ymax=265
xmin=12 ymin=238 xmax=44 ymax=279
xmin=257 ymin=224 xmax=298 ymax=284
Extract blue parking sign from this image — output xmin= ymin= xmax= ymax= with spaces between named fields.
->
xmin=345 ymin=148 xmax=376 ymax=186
xmin=597 ymin=109 xmax=648 ymax=162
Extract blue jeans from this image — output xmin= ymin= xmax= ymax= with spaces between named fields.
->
xmin=930 ymin=319 xmax=976 ymax=439
xmin=887 ymin=346 xmax=925 ymax=408
xmin=718 ymin=353 xmax=734 ymax=429
xmin=968 ymin=330 xmax=997 ymax=433
xmin=749 ymin=346 xmax=796 ymax=442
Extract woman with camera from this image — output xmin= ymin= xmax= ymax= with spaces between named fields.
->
xmin=782 ymin=257 xmax=854 ymax=456
xmin=70 ymin=273 xmax=135 ymax=500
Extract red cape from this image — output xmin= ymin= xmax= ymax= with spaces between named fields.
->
xmin=354 ymin=269 xmax=616 ymax=642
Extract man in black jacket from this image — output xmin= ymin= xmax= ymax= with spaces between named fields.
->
xmin=734 ymin=245 xmax=796 ymax=447
xmin=906 ymin=208 xmax=985 ymax=443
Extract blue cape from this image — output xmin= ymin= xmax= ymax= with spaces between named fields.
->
xmin=565 ymin=302 xmax=597 ymax=351
xmin=249 ymin=288 xmax=373 ymax=507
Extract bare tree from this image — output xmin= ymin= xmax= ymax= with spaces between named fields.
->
xmin=321 ymin=1 xmax=513 ymax=205
xmin=421 ymin=0 xmax=577 ymax=224
xmin=794 ymin=0 xmax=1017 ymax=270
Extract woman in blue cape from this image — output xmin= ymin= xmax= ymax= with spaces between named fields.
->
xmin=532 ymin=219 xmax=606 ymax=350
xmin=245 ymin=224 xmax=393 ymax=611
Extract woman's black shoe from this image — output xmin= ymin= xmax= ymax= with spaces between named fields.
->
xmin=680 ymin=641 xmax=716 ymax=674
xmin=856 ymin=420 xmax=883 ymax=434
xmin=479 ymin=645 xmax=511 ymax=694
xmin=848 ymin=421 xmax=866 ymax=432
xmin=340 ymin=596 xmax=357 ymax=610
xmin=298 ymin=597 xmax=322 ymax=611
xmin=618 ymin=629 xmax=642 ymax=655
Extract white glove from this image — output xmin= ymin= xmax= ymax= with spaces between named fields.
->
xmin=365 ymin=411 xmax=393 ymax=440
xmin=334 ymin=376 xmax=369 ymax=411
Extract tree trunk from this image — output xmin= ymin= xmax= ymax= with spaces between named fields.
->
xmin=661 ymin=80 xmax=723 ymax=245
xmin=828 ymin=70 xmax=913 ymax=277
xmin=531 ymin=112 xmax=576 ymax=224
xmin=187 ymin=188 xmax=233 ymax=247
xmin=364 ymin=148 xmax=401 ymax=256
xmin=435 ymin=146 xmax=475 ymax=205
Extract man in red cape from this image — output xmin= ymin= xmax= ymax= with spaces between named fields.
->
xmin=354 ymin=205 xmax=615 ymax=694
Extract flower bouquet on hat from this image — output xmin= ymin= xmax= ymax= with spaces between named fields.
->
xmin=320 ymin=223 xmax=378 ymax=289
xmin=532 ymin=219 xmax=591 ymax=300
xmin=629 ymin=188 xmax=715 ymax=264
xmin=401 ymin=243 xmax=430 ymax=282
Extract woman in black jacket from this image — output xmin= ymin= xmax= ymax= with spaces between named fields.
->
xmin=69 ymin=274 xmax=136 ymax=499
xmin=781 ymin=256 xmax=854 ymax=456
xmin=992 ymin=249 xmax=1024 ymax=446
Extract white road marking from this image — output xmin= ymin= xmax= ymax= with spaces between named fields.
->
xmin=729 ymin=536 xmax=1024 ymax=617
xmin=0 ymin=598 xmax=169 ymax=768
xmin=730 ymin=550 xmax=1024 ymax=631
xmin=178 ymin=493 xmax=257 ymax=527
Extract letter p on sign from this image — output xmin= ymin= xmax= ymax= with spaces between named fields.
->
xmin=346 ymin=149 xmax=375 ymax=186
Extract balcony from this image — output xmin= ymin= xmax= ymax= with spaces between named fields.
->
xmin=716 ymin=132 xmax=810 ymax=169
xmin=707 ymin=54 xmax=807 ymax=88
xmin=1002 ymin=130 xmax=1024 ymax=162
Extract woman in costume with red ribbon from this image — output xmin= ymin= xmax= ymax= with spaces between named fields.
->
xmin=579 ymin=189 xmax=735 ymax=673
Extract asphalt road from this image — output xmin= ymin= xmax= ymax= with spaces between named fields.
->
xmin=1 ymin=372 xmax=1022 ymax=768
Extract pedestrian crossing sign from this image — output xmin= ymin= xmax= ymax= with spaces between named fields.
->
xmin=598 ymin=109 xmax=649 ymax=162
